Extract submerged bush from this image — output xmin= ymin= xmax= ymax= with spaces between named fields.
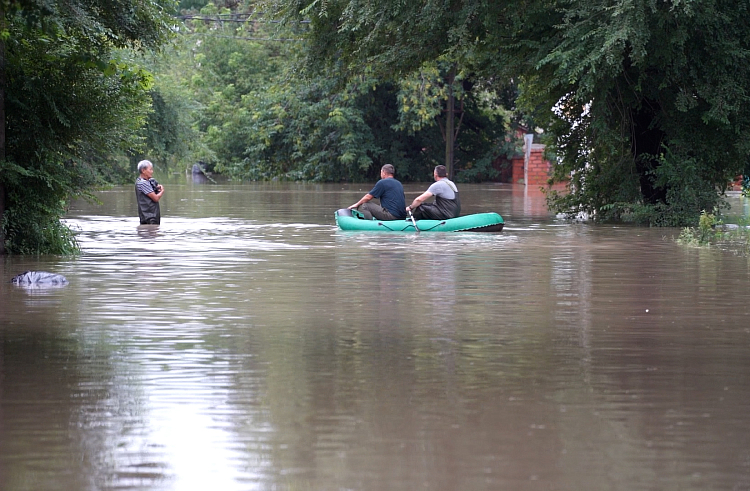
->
xmin=677 ymin=210 xmax=719 ymax=247
xmin=676 ymin=210 xmax=750 ymax=256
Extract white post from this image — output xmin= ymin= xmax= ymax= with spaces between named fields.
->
xmin=523 ymin=133 xmax=534 ymax=186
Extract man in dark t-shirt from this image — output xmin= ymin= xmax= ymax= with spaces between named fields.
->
xmin=348 ymin=164 xmax=406 ymax=220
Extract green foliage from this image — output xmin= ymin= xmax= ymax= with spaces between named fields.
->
xmin=179 ymin=0 xmax=210 ymax=10
xmin=1 ymin=161 xmax=81 ymax=255
xmin=207 ymin=67 xmax=510 ymax=182
xmin=168 ymin=4 xmax=379 ymax=180
xmin=143 ymin=89 xmax=193 ymax=170
xmin=156 ymin=5 xmax=295 ymax=173
xmin=1 ymin=0 xmax=175 ymax=253
xmin=265 ymin=0 xmax=750 ymax=225
xmin=126 ymin=82 xmax=199 ymax=175
xmin=257 ymin=0 xmax=520 ymax=181
xmin=507 ymin=0 xmax=750 ymax=225
xmin=676 ymin=212 xmax=750 ymax=256
xmin=677 ymin=210 xmax=720 ymax=247
xmin=149 ymin=0 xmax=515 ymax=183
xmin=215 ymin=76 xmax=375 ymax=181
xmin=264 ymin=0 xmax=489 ymax=78
xmin=548 ymin=144 xmax=730 ymax=226
xmin=394 ymin=61 xmax=463 ymax=134
xmin=215 ymin=75 xmax=417 ymax=182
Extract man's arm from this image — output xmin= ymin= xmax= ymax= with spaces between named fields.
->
xmin=407 ymin=191 xmax=433 ymax=212
xmin=349 ymin=193 xmax=373 ymax=209
xmin=146 ymin=185 xmax=165 ymax=202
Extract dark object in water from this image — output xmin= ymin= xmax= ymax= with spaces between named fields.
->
xmin=192 ymin=161 xmax=209 ymax=175
xmin=11 ymin=271 xmax=69 ymax=286
xmin=191 ymin=161 xmax=216 ymax=184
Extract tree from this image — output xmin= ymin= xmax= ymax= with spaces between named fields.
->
xmin=207 ymin=57 xmax=507 ymax=183
xmin=140 ymin=0 xmax=512 ymax=184
xmin=265 ymin=0 xmax=750 ymax=225
xmin=502 ymin=0 xmax=750 ymax=225
xmin=394 ymin=61 xmax=465 ymax=178
xmin=262 ymin=0 xmax=516 ymax=179
xmin=0 ymin=0 xmax=174 ymax=253
xmin=161 ymin=2 xmax=296 ymax=173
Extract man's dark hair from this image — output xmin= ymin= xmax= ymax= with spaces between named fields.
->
xmin=434 ymin=165 xmax=447 ymax=178
xmin=381 ymin=164 xmax=395 ymax=176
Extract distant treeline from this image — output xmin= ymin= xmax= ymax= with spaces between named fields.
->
xmin=139 ymin=1 xmax=525 ymax=184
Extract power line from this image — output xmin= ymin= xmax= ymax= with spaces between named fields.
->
xmin=177 ymin=14 xmax=309 ymax=24
xmin=185 ymin=32 xmax=302 ymax=41
xmin=174 ymin=13 xmax=308 ymax=42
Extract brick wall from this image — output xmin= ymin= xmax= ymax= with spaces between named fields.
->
xmin=511 ymin=156 xmax=524 ymax=183
xmin=511 ymin=143 xmax=550 ymax=185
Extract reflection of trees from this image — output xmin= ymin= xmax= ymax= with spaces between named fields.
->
xmin=227 ymin=240 xmax=565 ymax=487
xmin=0 ymin=329 xmax=151 ymax=490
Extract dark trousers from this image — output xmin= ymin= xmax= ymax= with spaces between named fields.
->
xmin=359 ymin=202 xmax=398 ymax=221
xmin=413 ymin=203 xmax=451 ymax=220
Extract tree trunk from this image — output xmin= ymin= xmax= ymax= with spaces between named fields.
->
xmin=444 ymin=67 xmax=455 ymax=179
xmin=0 ymin=10 xmax=6 ymax=255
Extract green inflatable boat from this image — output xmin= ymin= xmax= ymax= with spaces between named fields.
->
xmin=335 ymin=209 xmax=504 ymax=232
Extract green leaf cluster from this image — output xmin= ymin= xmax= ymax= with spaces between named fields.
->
xmin=153 ymin=1 xmax=515 ymax=183
xmin=1 ymin=0 xmax=175 ymax=253
xmin=209 ymin=68 xmax=511 ymax=182
xmin=262 ymin=0 xmax=750 ymax=225
xmin=507 ymin=0 xmax=750 ymax=225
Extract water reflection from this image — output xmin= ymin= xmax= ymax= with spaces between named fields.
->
xmin=137 ymin=224 xmax=161 ymax=239
xmin=191 ymin=174 xmax=208 ymax=185
xmin=2 ymin=183 xmax=750 ymax=490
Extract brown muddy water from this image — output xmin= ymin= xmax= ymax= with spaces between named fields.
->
xmin=2 ymin=178 xmax=750 ymax=491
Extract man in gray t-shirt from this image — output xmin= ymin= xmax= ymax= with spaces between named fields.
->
xmin=406 ymin=165 xmax=461 ymax=220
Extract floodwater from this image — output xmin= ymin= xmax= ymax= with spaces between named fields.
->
xmin=2 ymin=177 xmax=750 ymax=491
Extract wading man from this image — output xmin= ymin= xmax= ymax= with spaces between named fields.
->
xmin=135 ymin=160 xmax=165 ymax=225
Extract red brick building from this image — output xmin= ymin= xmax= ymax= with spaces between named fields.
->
xmin=510 ymin=142 xmax=550 ymax=186
xmin=495 ymin=134 xmax=551 ymax=185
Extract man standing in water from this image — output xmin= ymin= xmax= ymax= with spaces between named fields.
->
xmin=406 ymin=165 xmax=460 ymax=220
xmin=348 ymin=164 xmax=407 ymax=220
xmin=135 ymin=160 xmax=165 ymax=224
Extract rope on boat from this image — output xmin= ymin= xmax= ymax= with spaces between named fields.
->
xmin=414 ymin=221 xmax=447 ymax=231
xmin=375 ymin=221 xmax=447 ymax=232
xmin=378 ymin=222 xmax=408 ymax=232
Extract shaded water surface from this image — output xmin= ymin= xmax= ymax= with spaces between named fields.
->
xmin=2 ymin=180 xmax=750 ymax=490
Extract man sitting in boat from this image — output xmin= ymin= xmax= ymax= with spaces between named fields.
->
xmin=406 ymin=165 xmax=461 ymax=220
xmin=348 ymin=164 xmax=407 ymax=220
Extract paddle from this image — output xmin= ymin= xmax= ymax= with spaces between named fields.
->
xmin=408 ymin=209 xmax=420 ymax=234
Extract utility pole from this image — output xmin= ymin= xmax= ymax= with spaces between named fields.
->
xmin=442 ymin=64 xmax=464 ymax=179
xmin=445 ymin=67 xmax=455 ymax=179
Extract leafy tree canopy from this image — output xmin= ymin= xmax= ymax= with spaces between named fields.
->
xmin=1 ymin=0 xmax=176 ymax=253
xmin=264 ymin=0 xmax=750 ymax=225
xmin=157 ymin=0 xmax=514 ymax=183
